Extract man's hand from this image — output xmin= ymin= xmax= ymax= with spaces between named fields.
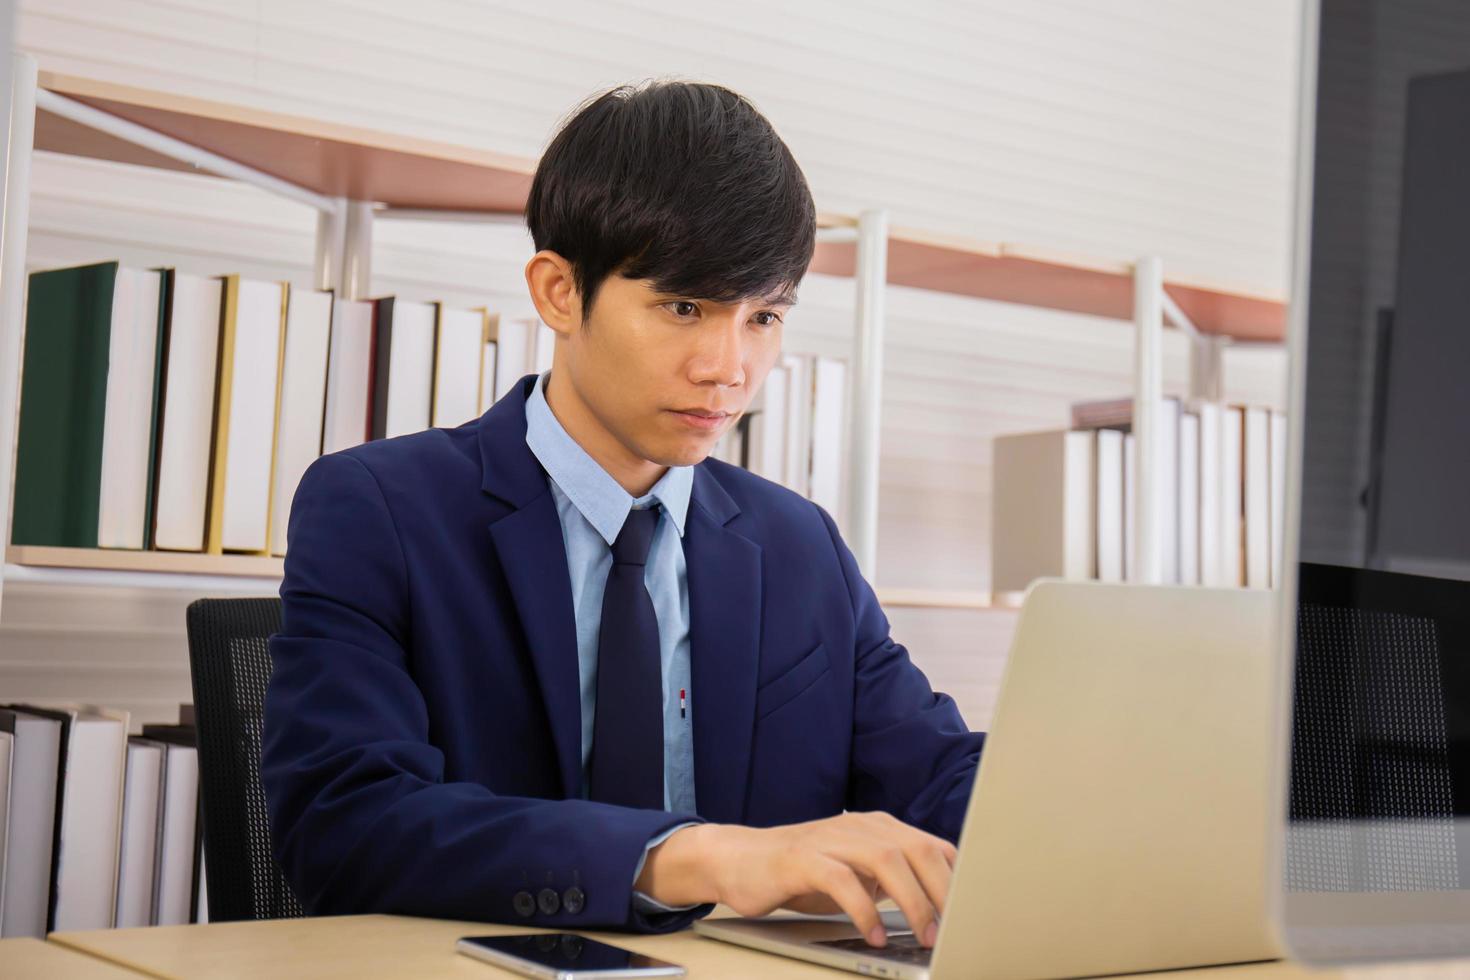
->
xmin=634 ymin=812 xmax=957 ymax=948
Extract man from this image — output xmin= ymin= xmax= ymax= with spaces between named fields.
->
xmin=262 ymin=80 xmax=984 ymax=950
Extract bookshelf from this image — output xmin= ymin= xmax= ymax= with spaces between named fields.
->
xmin=0 ymin=61 xmax=1287 ymax=613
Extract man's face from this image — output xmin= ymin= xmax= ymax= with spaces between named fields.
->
xmin=561 ymin=274 xmax=791 ymax=468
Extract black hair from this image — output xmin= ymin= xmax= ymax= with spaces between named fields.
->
xmin=525 ymin=80 xmax=816 ymax=320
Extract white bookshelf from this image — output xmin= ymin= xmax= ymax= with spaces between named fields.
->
xmin=0 ymin=62 xmax=1286 ymax=615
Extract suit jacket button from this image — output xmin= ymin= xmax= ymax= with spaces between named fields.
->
xmin=513 ymin=890 xmax=536 ymax=917
xmin=563 ymin=885 xmax=586 ymax=914
xmin=537 ymin=887 xmax=561 ymax=915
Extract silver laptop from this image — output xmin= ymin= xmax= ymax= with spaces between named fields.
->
xmin=696 ymin=580 xmax=1288 ymax=979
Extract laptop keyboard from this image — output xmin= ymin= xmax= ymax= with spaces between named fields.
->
xmin=816 ymin=931 xmax=934 ymax=965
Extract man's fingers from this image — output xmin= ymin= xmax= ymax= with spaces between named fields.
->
xmin=807 ymin=857 xmax=886 ymax=947
xmin=832 ymin=840 xmax=936 ymax=948
xmin=905 ymin=838 xmax=954 ymax=917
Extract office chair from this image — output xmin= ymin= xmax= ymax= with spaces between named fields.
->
xmin=184 ymin=597 xmax=306 ymax=922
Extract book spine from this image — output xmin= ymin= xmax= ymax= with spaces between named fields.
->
xmin=203 ymin=276 xmax=239 ymax=556
xmin=369 ymin=297 xmax=395 ymax=442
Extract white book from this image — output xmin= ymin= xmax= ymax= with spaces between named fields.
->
xmin=1124 ymin=433 xmax=1137 ymax=582
xmin=491 ymin=316 xmax=535 ymax=400
xmin=1270 ymin=410 xmax=1288 ymax=588
xmin=1221 ymin=406 xmax=1245 ymax=587
xmin=52 ymin=705 xmax=130 ymax=932
xmin=782 ymin=354 xmax=813 ymax=498
xmin=97 ymin=267 xmax=164 ymax=550
xmin=0 ymin=708 xmax=62 ymax=938
xmin=1094 ymin=429 xmax=1125 ymax=583
xmin=1178 ymin=412 xmax=1201 ymax=586
xmin=1196 ymin=401 xmax=1225 ymax=587
xmin=533 ymin=319 xmax=556 ymax=376
xmin=991 ymin=430 xmax=1096 ymax=593
xmin=747 ymin=363 xmax=789 ymax=483
xmin=269 ymin=287 xmax=333 ymax=557
xmin=1156 ymin=397 xmax=1182 ymax=584
xmin=195 ymin=846 xmax=208 ymax=924
xmin=322 ymin=298 xmax=375 ymax=454
xmin=479 ymin=339 xmax=499 ymax=414
xmin=434 ymin=307 xmax=486 ymax=428
xmin=0 ymin=729 xmax=11 ymax=927
xmin=373 ymin=298 xmax=436 ymax=440
xmin=153 ymin=741 xmax=199 ymax=927
xmin=114 ymin=739 xmax=163 ymax=928
xmin=808 ymin=357 xmax=848 ymax=520
xmin=153 ymin=272 xmax=223 ymax=552
xmin=1243 ymin=407 xmax=1272 ymax=589
xmin=219 ymin=278 xmax=286 ymax=553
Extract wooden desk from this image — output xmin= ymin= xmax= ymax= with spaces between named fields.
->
xmin=46 ymin=914 xmax=1470 ymax=980
xmin=0 ymin=936 xmax=146 ymax=977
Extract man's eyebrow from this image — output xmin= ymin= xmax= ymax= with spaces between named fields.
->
xmin=757 ymin=290 xmax=798 ymax=307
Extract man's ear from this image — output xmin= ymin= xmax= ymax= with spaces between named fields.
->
xmin=524 ymin=250 xmax=581 ymax=337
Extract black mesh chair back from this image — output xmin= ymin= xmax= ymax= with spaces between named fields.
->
xmin=185 ymin=597 xmax=306 ymax=921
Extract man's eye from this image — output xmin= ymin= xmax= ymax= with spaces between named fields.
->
xmin=667 ymin=301 xmax=698 ymax=317
xmin=753 ymin=311 xmax=783 ymax=327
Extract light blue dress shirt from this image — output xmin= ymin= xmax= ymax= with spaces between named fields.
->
xmin=525 ymin=372 xmax=701 ymax=915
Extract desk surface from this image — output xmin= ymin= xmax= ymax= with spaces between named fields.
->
xmin=43 ymin=914 xmax=1470 ymax=980
xmin=0 ymin=936 xmax=146 ymax=977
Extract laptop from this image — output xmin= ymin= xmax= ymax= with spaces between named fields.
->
xmin=695 ymin=580 xmax=1289 ymax=979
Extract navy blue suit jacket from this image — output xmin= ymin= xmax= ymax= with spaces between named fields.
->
xmin=262 ymin=375 xmax=984 ymax=933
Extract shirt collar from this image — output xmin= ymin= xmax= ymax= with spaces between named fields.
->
xmin=525 ymin=371 xmax=692 ymax=545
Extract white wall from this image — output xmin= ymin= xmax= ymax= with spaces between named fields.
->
xmin=3 ymin=0 xmax=1299 ymax=731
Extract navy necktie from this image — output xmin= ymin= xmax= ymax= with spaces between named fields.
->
xmin=588 ymin=505 xmax=664 ymax=810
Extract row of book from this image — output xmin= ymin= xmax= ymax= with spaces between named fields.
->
xmin=992 ymin=396 xmax=1289 ymax=593
xmin=10 ymin=260 xmax=851 ymax=557
xmin=708 ymin=353 xmax=849 ymax=519
xmin=0 ymin=704 xmax=206 ymax=938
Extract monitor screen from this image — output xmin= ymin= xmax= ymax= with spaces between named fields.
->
xmin=1287 ymin=0 xmax=1470 ymax=960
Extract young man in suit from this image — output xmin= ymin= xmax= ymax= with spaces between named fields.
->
xmin=263 ymin=81 xmax=984 ymax=950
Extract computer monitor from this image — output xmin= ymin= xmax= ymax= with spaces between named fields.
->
xmin=1282 ymin=0 xmax=1470 ymax=962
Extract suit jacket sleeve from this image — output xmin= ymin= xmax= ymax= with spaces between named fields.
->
xmin=261 ymin=452 xmax=709 ymax=932
xmin=816 ymin=506 xmax=986 ymax=843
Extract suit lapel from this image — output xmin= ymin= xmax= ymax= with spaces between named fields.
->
xmin=479 ymin=376 xmax=582 ymax=799
xmin=686 ymin=466 xmax=762 ymax=824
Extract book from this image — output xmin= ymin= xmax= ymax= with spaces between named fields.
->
xmin=0 ymin=725 xmax=11 ymax=929
xmin=1196 ymin=401 xmax=1225 ymax=587
xmin=991 ymin=430 xmax=1096 ymax=593
xmin=269 ymin=287 xmax=334 ymax=557
xmin=152 ymin=271 xmax=224 ymax=552
xmin=1220 ymin=406 xmax=1245 ymax=587
xmin=479 ymin=338 xmax=499 ymax=414
xmin=141 ymin=725 xmax=199 ymax=927
xmin=49 ymin=705 xmax=130 ymax=931
xmin=370 ymin=297 xmax=437 ymax=441
xmin=114 ymin=738 xmax=163 ymax=928
xmin=746 ymin=362 xmax=789 ymax=483
xmin=1124 ymin=433 xmax=1136 ymax=582
xmin=808 ymin=357 xmax=848 ymax=522
xmin=433 ymin=306 xmax=486 ymax=428
xmin=322 ymin=298 xmax=375 ymax=454
xmin=206 ymin=276 xmax=286 ymax=555
xmin=1070 ymin=395 xmax=1181 ymax=583
xmin=0 ymin=705 xmax=66 ymax=938
xmin=1094 ymin=428 xmax=1125 ymax=583
xmin=1243 ymin=407 xmax=1271 ymax=589
xmin=1270 ymin=410 xmax=1288 ymax=588
xmin=490 ymin=315 xmax=534 ymax=400
xmin=1179 ymin=411 xmax=1201 ymax=586
xmin=782 ymin=354 xmax=813 ymax=498
xmin=12 ymin=262 xmax=166 ymax=550
xmin=533 ymin=319 xmax=556 ymax=376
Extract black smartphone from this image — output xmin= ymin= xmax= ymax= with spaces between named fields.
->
xmin=455 ymin=933 xmax=686 ymax=978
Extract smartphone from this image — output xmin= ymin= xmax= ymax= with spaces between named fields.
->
xmin=455 ymin=933 xmax=687 ymax=979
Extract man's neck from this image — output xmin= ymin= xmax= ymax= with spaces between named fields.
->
xmin=543 ymin=370 xmax=668 ymax=498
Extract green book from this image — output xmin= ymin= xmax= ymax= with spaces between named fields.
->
xmin=11 ymin=262 xmax=167 ymax=549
